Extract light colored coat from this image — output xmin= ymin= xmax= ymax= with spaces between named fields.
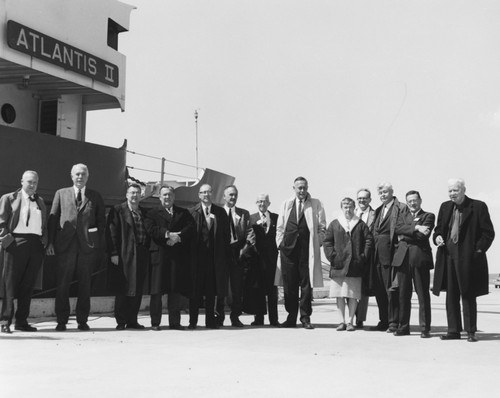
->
xmin=275 ymin=194 xmax=326 ymax=287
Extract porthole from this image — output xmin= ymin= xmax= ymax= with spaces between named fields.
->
xmin=1 ymin=103 xmax=16 ymax=124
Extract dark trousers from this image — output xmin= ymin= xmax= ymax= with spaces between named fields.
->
xmin=55 ymin=239 xmax=98 ymax=325
xmin=189 ymin=294 xmax=216 ymax=327
xmin=150 ymin=292 xmax=185 ymax=327
xmin=280 ymin=242 xmax=312 ymax=325
xmin=355 ymin=294 xmax=369 ymax=323
xmin=376 ymin=263 xmax=398 ymax=328
xmin=216 ymin=245 xmax=243 ymax=322
xmin=396 ymin=261 xmax=431 ymax=332
xmin=114 ymin=245 xmax=148 ymax=326
xmin=254 ymin=286 xmax=279 ymax=324
xmin=446 ymin=254 xmax=477 ymax=333
xmin=1 ymin=235 xmax=43 ymax=326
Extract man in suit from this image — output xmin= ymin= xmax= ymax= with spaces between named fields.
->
xmin=392 ymin=190 xmax=435 ymax=338
xmin=217 ymin=185 xmax=250 ymax=327
xmin=433 ymin=178 xmax=495 ymax=342
xmin=0 ymin=171 xmax=47 ymax=333
xmin=188 ymin=184 xmax=230 ymax=329
xmin=106 ymin=183 xmax=150 ymax=330
xmin=276 ymin=177 xmax=326 ymax=329
xmin=144 ymin=185 xmax=194 ymax=331
xmin=47 ymin=163 xmax=105 ymax=331
xmin=354 ymin=188 xmax=375 ymax=329
xmin=369 ymin=182 xmax=406 ymax=332
xmin=244 ymin=193 xmax=279 ymax=326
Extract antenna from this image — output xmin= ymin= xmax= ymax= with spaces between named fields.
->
xmin=194 ymin=109 xmax=199 ymax=178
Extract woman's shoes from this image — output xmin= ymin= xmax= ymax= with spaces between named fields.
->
xmin=346 ymin=323 xmax=355 ymax=332
xmin=336 ymin=323 xmax=347 ymax=331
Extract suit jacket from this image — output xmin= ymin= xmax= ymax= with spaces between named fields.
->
xmin=144 ymin=205 xmax=194 ymax=296
xmin=48 ymin=187 xmax=105 ymax=254
xmin=227 ymin=206 xmax=250 ymax=252
xmin=0 ymin=189 xmax=48 ymax=295
xmin=392 ymin=208 xmax=435 ymax=270
xmin=432 ymin=196 xmax=495 ymax=297
xmin=275 ymin=194 xmax=326 ymax=288
xmin=356 ymin=206 xmax=375 ymax=230
xmin=247 ymin=211 xmax=278 ymax=292
xmin=189 ymin=203 xmax=230 ymax=297
xmin=106 ymin=202 xmax=151 ymax=296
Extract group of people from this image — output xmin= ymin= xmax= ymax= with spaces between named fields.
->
xmin=0 ymin=166 xmax=495 ymax=343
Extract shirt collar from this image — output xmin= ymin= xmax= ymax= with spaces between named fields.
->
xmin=74 ymin=186 xmax=86 ymax=197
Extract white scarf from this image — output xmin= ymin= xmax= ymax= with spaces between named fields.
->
xmin=337 ymin=212 xmax=360 ymax=234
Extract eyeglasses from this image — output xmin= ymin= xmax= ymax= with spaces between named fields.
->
xmin=199 ymin=191 xmax=212 ymax=194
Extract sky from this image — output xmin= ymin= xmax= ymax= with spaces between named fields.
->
xmin=86 ymin=0 xmax=500 ymax=272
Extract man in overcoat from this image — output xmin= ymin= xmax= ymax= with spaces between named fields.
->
xmin=370 ymin=182 xmax=406 ymax=332
xmin=0 ymin=170 xmax=47 ymax=333
xmin=144 ymin=185 xmax=194 ymax=330
xmin=47 ymin=163 xmax=105 ymax=331
xmin=188 ymin=184 xmax=230 ymax=329
xmin=244 ymin=193 xmax=279 ymax=326
xmin=433 ymin=178 xmax=494 ymax=342
xmin=106 ymin=184 xmax=150 ymax=330
xmin=275 ymin=177 xmax=326 ymax=329
xmin=392 ymin=190 xmax=435 ymax=338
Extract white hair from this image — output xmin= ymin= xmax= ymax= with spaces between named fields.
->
xmin=71 ymin=163 xmax=89 ymax=176
xmin=448 ymin=178 xmax=465 ymax=189
xmin=22 ymin=170 xmax=39 ymax=180
xmin=377 ymin=182 xmax=393 ymax=192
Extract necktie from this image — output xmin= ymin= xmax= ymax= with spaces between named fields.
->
xmin=450 ymin=208 xmax=460 ymax=244
xmin=262 ymin=214 xmax=267 ymax=230
xmin=76 ymin=189 xmax=82 ymax=208
xmin=229 ymin=208 xmax=237 ymax=241
xmin=26 ymin=196 xmax=33 ymax=226
xmin=205 ymin=207 xmax=212 ymax=229
xmin=379 ymin=205 xmax=386 ymax=226
xmin=298 ymin=200 xmax=303 ymax=221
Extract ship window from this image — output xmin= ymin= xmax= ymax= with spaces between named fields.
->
xmin=108 ymin=18 xmax=127 ymax=50
xmin=39 ymin=100 xmax=58 ymax=135
xmin=1 ymin=103 xmax=16 ymax=124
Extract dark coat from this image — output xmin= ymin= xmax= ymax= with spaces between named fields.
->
xmin=144 ymin=205 xmax=194 ymax=296
xmin=432 ymin=196 xmax=495 ymax=297
xmin=246 ymin=212 xmax=278 ymax=293
xmin=392 ymin=208 xmax=435 ymax=270
xmin=189 ymin=203 xmax=230 ymax=297
xmin=106 ymin=202 xmax=150 ymax=296
xmin=323 ymin=218 xmax=373 ymax=278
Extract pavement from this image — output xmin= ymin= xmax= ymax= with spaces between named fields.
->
xmin=1 ymin=286 xmax=499 ymax=398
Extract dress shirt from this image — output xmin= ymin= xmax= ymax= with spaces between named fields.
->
xmin=13 ymin=190 xmax=42 ymax=235
xmin=259 ymin=210 xmax=270 ymax=233
xmin=224 ymin=205 xmax=238 ymax=244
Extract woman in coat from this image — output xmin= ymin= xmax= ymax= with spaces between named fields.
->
xmin=323 ymin=198 xmax=373 ymax=331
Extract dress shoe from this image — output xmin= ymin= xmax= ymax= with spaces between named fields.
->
xmin=1 ymin=325 xmax=12 ymax=334
xmin=270 ymin=321 xmax=280 ymax=327
xmin=346 ymin=323 xmax=355 ymax=332
xmin=467 ymin=332 xmax=478 ymax=342
xmin=126 ymin=322 xmax=145 ymax=330
xmin=187 ymin=324 xmax=197 ymax=330
xmin=386 ymin=326 xmax=397 ymax=333
xmin=251 ymin=320 xmax=264 ymax=326
xmin=231 ymin=319 xmax=244 ymax=327
xmin=78 ymin=323 xmax=90 ymax=331
xmin=355 ymin=321 xmax=364 ymax=329
xmin=169 ymin=324 xmax=186 ymax=331
xmin=302 ymin=322 xmax=314 ymax=330
xmin=368 ymin=322 xmax=388 ymax=331
xmin=336 ymin=323 xmax=347 ymax=331
xmin=440 ymin=333 xmax=461 ymax=340
xmin=151 ymin=325 xmax=161 ymax=331
xmin=393 ymin=329 xmax=410 ymax=336
xmin=116 ymin=324 xmax=126 ymax=330
xmin=15 ymin=324 xmax=37 ymax=332
xmin=420 ymin=331 xmax=431 ymax=339
xmin=206 ymin=322 xmax=220 ymax=329
xmin=280 ymin=320 xmax=297 ymax=328
xmin=55 ymin=323 xmax=66 ymax=331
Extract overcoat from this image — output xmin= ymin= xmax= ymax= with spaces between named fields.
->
xmin=432 ymin=196 xmax=494 ymax=297
xmin=275 ymin=194 xmax=326 ymax=288
xmin=106 ymin=202 xmax=150 ymax=296
xmin=144 ymin=205 xmax=194 ymax=296
xmin=323 ymin=218 xmax=373 ymax=278
xmin=0 ymin=189 xmax=48 ymax=295
xmin=189 ymin=203 xmax=230 ymax=297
